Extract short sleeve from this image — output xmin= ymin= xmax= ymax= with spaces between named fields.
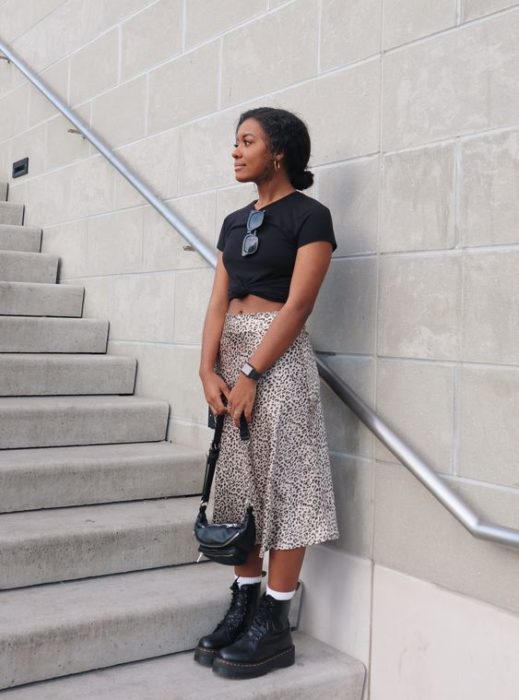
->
xmin=296 ymin=205 xmax=337 ymax=252
xmin=216 ymin=218 xmax=228 ymax=251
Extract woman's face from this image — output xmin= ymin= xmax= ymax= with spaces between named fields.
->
xmin=232 ymin=118 xmax=276 ymax=184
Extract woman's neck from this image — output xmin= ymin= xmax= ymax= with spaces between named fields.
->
xmin=255 ymin=176 xmax=295 ymax=209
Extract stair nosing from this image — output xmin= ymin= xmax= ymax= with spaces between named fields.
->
xmin=0 ymin=562 xmax=230 ymax=631
xmin=0 ymin=441 xmax=204 ymax=466
xmin=0 ymin=250 xmax=58 ymax=262
xmin=0 ymin=496 xmax=201 ymax=543
xmin=0 ymin=280 xmax=83 ymax=291
xmin=0 ymin=631 xmax=366 ymax=700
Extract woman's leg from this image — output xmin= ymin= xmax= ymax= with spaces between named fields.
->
xmin=194 ymin=544 xmax=263 ymax=667
xmin=212 ymin=546 xmax=304 ymax=678
xmin=234 ymin=544 xmax=263 ymax=578
xmin=267 ymin=547 xmax=305 ymax=592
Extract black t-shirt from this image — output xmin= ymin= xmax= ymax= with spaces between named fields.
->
xmin=216 ymin=191 xmax=337 ymax=303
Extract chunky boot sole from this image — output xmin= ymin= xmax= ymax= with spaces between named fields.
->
xmin=193 ymin=646 xmax=217 ymax=667
xmin=212 ymin=644 xmax=295 ymax=679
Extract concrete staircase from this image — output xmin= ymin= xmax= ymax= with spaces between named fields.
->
xmin=0 ymin=185 xmax=366 ymax=698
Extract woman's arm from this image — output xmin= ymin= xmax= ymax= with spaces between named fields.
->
xmin=199 ymin=252 xmax=231 ymax=415
xmin=227 ymin=240 xmax=333 ymax=426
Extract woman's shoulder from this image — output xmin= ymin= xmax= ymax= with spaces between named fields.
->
xmin=290 ymin=192 xmax=336 ymax=249
xmin=283 ymin=192 xmax=333 ymax=231
xmin=290 ymin=191 xmax=331 ymax=216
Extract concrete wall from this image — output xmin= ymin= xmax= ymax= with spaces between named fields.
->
xmin=1 ymin=1 xmax=519 ymax=697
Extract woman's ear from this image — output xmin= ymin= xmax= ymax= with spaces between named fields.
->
xmin=273 ymin=152 xmax=284 ymax=169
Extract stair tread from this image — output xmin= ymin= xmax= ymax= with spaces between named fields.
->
xmin=0 ymin=395 xmax=169 ymax=408
xmin=0 ymin=565 xmax=308 ymax=691
xmin=0 ymin=250 xmax=58 ymax=263
xmin=0 ymin=203 xmax=24 ymax=225
xmin=0 ymin=282 xmax=84 ymax=318
xmin=0 ymin=353 xmax=136 ymax=396
xmin=0 ymin=202 xmax=22 ymax=209
xmin=0 ymin=316 xmax=108 ymax=353
xmin=0 ymin=631 xmax=366 ymax=700
xmin=0 ymin=564 xmax=235 ymax=688
xmin=0 ymin=202 xmax=23 ymax=211
xmin=0 ymin=250 xmax=58 ymax=283
xmin=0 ymin=497 xmax=201 ymax=542
xmin=0 ymin=562 xmax=231 ymax=633
xmin=0 ymin=564 xmax=304 ymax=656
xmin=0 ymin=441 xmax=203 ymax=468
xmin=0 ymin=315 xmax=106 ymax=324
xmin=0 ymin=280 xmax=82 ymax=291
xmin=0 ymin=224 xmax=42 ymax=253
xmin=0 ymin=442 xmax=205 ymax=513
xmin=0 ymin=395 xmax=168 ymax=450
xmin=0 ymin=496 xmax=202 ymax=587
xmin=0 ymin=223 xmax=41 ymax=233
xmin=0 ymin=353 xmax=135 ymax=365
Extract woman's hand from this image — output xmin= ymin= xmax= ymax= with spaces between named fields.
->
xmin=200 ymin=370 xmax=231 ymax=416
xmin=227 ymin=374 xmax=257 ymax=427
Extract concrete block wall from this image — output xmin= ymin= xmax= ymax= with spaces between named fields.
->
xmin=1 ymin=1 xmax=519 ymax=697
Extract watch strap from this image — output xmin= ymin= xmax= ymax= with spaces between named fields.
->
xmin=241 ymin=361 xmax=262 ymax=380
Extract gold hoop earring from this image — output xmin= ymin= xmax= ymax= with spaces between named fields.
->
xmin=274 ymin=159 xmax=280 ymax=171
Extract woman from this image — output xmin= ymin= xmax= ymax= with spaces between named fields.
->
xmin=194 ymin=107 xmax=339 ymax=679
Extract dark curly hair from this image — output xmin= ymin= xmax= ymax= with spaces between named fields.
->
xmin=236 ymin=107 xmax=314 ymax=190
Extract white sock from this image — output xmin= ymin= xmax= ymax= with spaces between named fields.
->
xmin=266 ymin=585 xmax=295 ymax=601
xmin=236 ymin=575 xmax=262 ymax=588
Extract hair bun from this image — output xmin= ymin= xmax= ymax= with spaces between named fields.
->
xmin=291 ymin=170 xmax=314 ymax=191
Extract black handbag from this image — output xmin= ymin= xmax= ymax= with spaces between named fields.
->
xmin=194 ymin=411 xmax=256 ymax=565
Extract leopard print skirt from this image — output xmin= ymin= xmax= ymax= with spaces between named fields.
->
xmin=212 ymin=311 xmax=339 ymax=558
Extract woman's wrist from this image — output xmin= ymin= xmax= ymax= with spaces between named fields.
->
xmin=241 ymin=360 xmax=263 ymax=380
xmin=199 ymin=365 xmax=216 ymax=379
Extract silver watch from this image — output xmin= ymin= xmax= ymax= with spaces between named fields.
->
xmin=241 ymin=361 xmax=262 ymax=381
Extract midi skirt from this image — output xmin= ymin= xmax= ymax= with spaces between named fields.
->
xmin=212 ymin=311 xmax=339 ymax=558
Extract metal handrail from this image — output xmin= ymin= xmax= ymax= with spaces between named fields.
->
xmin=2 ymin=36 xmax=518 ymax=550
xmin=0 ymin=40 xmax=216 ymax=269
xmin=317 ymin=361 xmax=519 ymax=548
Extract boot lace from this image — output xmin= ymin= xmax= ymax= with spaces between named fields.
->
xmin=243 ymin=595 xmax=275 ymax=641
xmin=215 ymin=584 xmax=250 ymax=632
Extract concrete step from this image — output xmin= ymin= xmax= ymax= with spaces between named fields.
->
xmin=0 ymin=182 xmax=7 ymax=201
xmin=0 ymin=442 xmax=205 ymax=512
xmin=0 ymin=631 xmax=366 ymax=699
xmin=0 ymin=395 xmax=169 ymax=449
xmin=0 ymin=224 xmax=41 ymax=252
xmin=0 ymin=497 xmax=202 ymax=588
xmin=0 ymin=201 xmax=24 ymax=225
xmin=0 ymin=280 xmax=83 ymax=316
xmin=0 ymin=563 xmax=306 ymax=691
xmin=0 ymin=250 xmax=59 ymax=283
xmin=0 ymin=563 xmax=232 ymax=689
xmin=0 ymin=316 xmax=109 ymax=352
xmin=0 ymin=353 xmax=136 ymax=396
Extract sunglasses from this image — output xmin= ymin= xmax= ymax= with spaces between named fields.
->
xmin=241 ymin=209 xmax=265 ymax=256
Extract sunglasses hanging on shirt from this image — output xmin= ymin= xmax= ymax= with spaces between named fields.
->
xmin=241 ymin=209 xmax=265 ymax=257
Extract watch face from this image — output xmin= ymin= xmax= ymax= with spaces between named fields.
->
xmin=242 ymin=362 xmax=260 ymax=379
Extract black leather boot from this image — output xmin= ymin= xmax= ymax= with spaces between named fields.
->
xmin=194 ymin=579 xmax=261 ymax=667
xmin=212 ymin=592 xmax=295 ymax=679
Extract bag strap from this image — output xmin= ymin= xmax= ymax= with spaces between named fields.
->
xmin=200 ymin=412 xmax=249 ymax=506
